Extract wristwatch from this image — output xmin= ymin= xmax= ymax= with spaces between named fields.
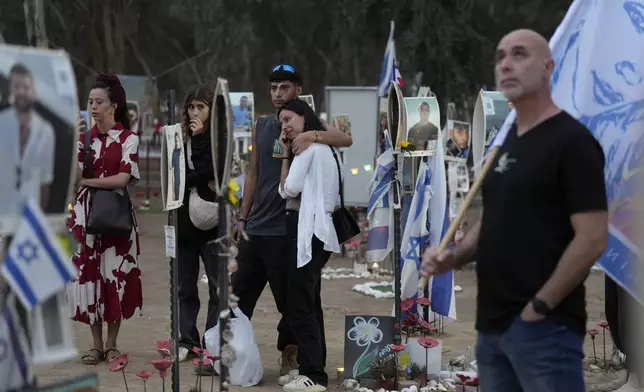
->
xmin=531 ymin=297 xmax=551 ymax=315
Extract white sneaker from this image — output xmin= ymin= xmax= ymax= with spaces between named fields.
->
xmin=611 ymin=347 xmax=626 ymax=366
xmin=178 ymin=347 xmax=190 ymax=362
xmin=278 ymin=370 xmax=299 ymax=386
xmin=283 ymin=375 xmax=326 ymax=392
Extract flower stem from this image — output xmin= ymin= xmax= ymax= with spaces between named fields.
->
xmin=592 ymin=339 xmax=597 ymax=364
xmin=602 ymin=329 xmax=606 ymax=365
xmin=211 ymin=372 xmax=215 ymax=392
xmin=352 ymin=341 xmax=372 ymax=379
xmin=162 ymin=378 xmax=165 ymax=392
xmin=121 ymin=370 xmax=130 ymax=392
xmin=143 ymin=380 xmax=147 ymax=392
xmin=425 ymin=348 xmax=428 ymax=379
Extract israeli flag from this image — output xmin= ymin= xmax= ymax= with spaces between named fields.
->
xmin=366 ymin=134 xmax=395 ymax=262
xmin=399 ymin=162 xmax=432 ymax=302
xmin=378 ymin=21 xmax=397 ymax=97
xmin=0 ymin=293 xmax=33 ymax=389
xmin=1 ymin=200 xmax=77 ymax=311
xmin=489 ymin=0 xmax=643 ymax=301
xmin=427 ymin=140 xmax=457 ymax=322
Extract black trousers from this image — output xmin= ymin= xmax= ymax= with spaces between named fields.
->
xmin=178 ymin=239 xmax=219 ymax=349
xmin=286 ymin=210 xmax=330 ymax=387
xmin=231 ymin=234 xmax=295 ymax=351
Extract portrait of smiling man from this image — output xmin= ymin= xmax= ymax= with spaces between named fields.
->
xmin=421 ymin=29 xmax=608 ymax=392
xmin=0 ymin=63 xmax=56 ymax=220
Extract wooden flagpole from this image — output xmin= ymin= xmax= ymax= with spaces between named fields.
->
xmin=417 ymin=147 xmax=500 ymax=290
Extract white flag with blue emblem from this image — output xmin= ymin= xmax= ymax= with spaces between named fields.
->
xmin=427 ymin=139 xmax=457 ymax=322
xmin=0 ymin=293 xmax=33 ymax=390
xmin=399 ymin=161 xmax=432 ymax=301
xmin=483 ymin=0 xmax=643 ymax=300
xmin=367 ymin=132 xmax=396 ymax=262
xmin=1 ymin=200 xmax=77 ymax=311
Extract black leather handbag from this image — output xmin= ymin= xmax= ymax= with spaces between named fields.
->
xmin=329 ymin=146 xmax=360 ymax=244
xmin=83 ymin=128 xmax=133 ymax=237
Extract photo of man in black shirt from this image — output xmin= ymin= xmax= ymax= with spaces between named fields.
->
xmin=405 ymin=100 xmax=439 ymax=149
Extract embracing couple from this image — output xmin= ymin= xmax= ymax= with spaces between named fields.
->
xmin=231 ymin=64 xmax=352 ymax=392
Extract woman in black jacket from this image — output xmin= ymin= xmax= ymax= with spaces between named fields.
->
xmin=175 ymin=86 xmax=219 ymax=367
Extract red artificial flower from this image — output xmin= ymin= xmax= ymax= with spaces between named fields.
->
xmin=416 ymin=297 xmax=430 ymax=306
xmin=401 ymin=298 xmax=415 ymax=312
xmin=587 ymin=328 xmax=599 ymax=337
xmin=152 ymin=359 xmax=174 ymax=378
xmin=108 ymin=353 xmax=129 ymax=372
xmin=597 ymin=321 xmax=609 ymax=329
xmin=191 ymin=347 xmax=211 ymax=357
xmin=406 ymin=313 xmax=418 ymax=324
xmin=389 ymin=344 xmax=406 ymax=353
xmin=466 ymin=376 xmax=479 ymax=386
xmin=456 ymin=373 xmax=469 ymax=383
xmin=192 ymin=357 xmax=214 ymax=367
xmin=419 ymin=319 xmax=435 ymax=332
xmin=417 ymin=337 xmax=439 ymax=349
xmin=136 ymin=370 xmax=153 ymax=380
xmin=156 ymin=340 xmax=172 ymax=358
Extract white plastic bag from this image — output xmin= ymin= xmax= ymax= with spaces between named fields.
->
xmin=204 ymin=307 xmax=263 ymax=387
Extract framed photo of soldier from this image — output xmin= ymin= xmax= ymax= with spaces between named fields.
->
xmin=403 ymin=97 xmax=440 ymax=152
xmin=0 ymin=44 xmax=78 ymax=234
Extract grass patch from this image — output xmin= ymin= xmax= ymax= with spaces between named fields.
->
xmin=371 ymin=284 xmax=393 ymax=293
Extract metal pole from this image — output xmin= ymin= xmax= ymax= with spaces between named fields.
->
xmin=166 ymin=90 xmax=181 ymax=392
xmin=145 ymin=139 xmax=151 ymax=209
xmin=217 ymin=197 xmax=229 ymax=392
xmin=215 ymin=93 xmax=231 ymax=392
xmin=392 ymin=153 xmax=402 ymax=391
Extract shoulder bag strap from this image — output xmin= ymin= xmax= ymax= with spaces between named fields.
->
xmin=83 ymin=126 xmax=94 ymax=178
xmin=328 ymin=146 xmax=345 ymax=210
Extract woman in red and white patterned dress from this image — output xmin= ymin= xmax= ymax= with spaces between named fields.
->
xmin=68 ymin=74 xmax=142 ymax=365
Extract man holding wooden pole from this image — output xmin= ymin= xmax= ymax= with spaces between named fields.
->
xmin=421 ymin=29 xmax=608 ymax=392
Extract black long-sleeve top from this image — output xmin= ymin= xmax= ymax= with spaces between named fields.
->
xmin=176 ymin=132 xmax=218 ymax=243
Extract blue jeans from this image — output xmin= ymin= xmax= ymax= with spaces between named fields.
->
xmin=476 ymin=316 xmax=585 ymax=392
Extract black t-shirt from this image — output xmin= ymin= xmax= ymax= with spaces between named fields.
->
xmin=476 ymin=111 xmax=607 ymax=337
xmin=407 ymin=122 xmax=439 ymax=148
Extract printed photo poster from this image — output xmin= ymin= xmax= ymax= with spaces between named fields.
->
xmin=0 ymin=44 xmax=78 ymax=234
xmin=471 ymin=90 xmax=512 ymax=174
xmin=298 ymin=94 xmax=315 ymax=112
xmin=332 ymin=114 xmax=352 ymax=136
xmin=126 ymin=100 xmax=141 ymax=136
xmin=403 ymin=97 xmax=440 ymax=152
xmin=161 ymin=123 xmax=185 ymax=211
xmin=229 ymin=92 xmax=254 ymax=130
xmin=445 ymin=120 xmax=471 ymax=161
xmin=379 ymin=98 xmax=388 ymax=154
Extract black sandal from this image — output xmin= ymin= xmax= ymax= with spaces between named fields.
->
xmin=104 ymin=347 xmax=121 ymax=363
xmin=81 ymin=348 xmax=104 ymax=365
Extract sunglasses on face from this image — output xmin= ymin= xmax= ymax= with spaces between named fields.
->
xmin=272 ymin=64 xmax=296 ymax=73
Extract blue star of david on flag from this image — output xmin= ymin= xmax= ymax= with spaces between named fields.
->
xmin=405 ymin=235 xmax=429 ymax=264
xmin=16 ymin=241 xmax=38 ymax=265
xmin=0 ymin=200 xmax=77 ymax=310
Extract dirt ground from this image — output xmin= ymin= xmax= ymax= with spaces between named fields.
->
xmin=34 ymin=212 xmax=615 ymax=391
